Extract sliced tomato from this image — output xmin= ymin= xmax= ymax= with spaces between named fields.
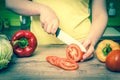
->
xmin=59 ymin=58 xmax=79 ymax=70
xmin=46 ymin=56 xmax=60 ymax=66
xmin=66 ymin=43 xmax=84 ymax=62
xmin=46 ymin=56 xmax=78 ymax=70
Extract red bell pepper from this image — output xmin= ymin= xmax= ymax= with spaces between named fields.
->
xmin=11 ymin=30 xmax=37 ymax=57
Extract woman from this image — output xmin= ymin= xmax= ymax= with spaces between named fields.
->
xmin=5 ymin=0 xmax=108 ymax=61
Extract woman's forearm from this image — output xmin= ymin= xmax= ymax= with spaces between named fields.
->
xmin=5 ymin=0 xmax=43 ymax=16
xmin=88 ymin=0 xmax=108 ymax=46
xmin=6 ymin=0 xmax=60 ymax=34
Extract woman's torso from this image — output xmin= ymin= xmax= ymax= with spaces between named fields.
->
xmin=31 ymin=0 xmax=91 ymax=45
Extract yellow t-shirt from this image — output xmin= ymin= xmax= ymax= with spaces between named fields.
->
xmin=31 ymin=0 xmax=91 ymax=45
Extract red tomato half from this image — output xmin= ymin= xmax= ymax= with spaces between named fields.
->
xmin=66 ymin=43 xmax=84 ymax=62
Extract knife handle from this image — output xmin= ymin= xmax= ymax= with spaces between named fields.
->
xmin=56 ymin=28 xmax=61 ymax=37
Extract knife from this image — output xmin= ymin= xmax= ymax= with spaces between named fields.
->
xmin=56 ymin=28 xmax=86 ymax=52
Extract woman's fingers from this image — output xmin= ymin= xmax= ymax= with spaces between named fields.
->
xmin=41 ymin=19 xmax=59 ymax=34
xmin=82 ymin=45 xmax=94 ymax=61
xmin=82 ymin=39 xmax=94 ymax=61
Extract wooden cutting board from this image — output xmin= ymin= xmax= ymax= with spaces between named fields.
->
xmin=12 ymin=45 xmax=67 ymax=62
xmin=1 ymin=45 xmax=120 ymax=80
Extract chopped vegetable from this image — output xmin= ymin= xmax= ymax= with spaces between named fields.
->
xmin=46 ymin=56 xmax=78 ymax=70
xmin=46 ymin=56 xmax=60 ymax=66
xmin=59 ymin=58 xmax=79 ymax=70
xmin=66 ymin=43 xmax=84 ymax=62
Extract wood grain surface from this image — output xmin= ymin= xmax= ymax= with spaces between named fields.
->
xmin=0 ymin=45 xmax=120 ymax=80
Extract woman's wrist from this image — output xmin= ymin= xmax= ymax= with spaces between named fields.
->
xmin=85 ymin=37 xmax=97 ymax=47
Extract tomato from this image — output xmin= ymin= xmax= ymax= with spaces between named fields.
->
xmin=59 ymin=58 xmax=79 ymax=70
xmin=106 ymin=50 xmax=120 ymax=72
xmin=46 ymin=56 xmax=60 ymax=66
xmin=46 ymin=44 xmax=83 ymax=70
xmin=46 ymin=56 xmax=78 ymax=70
xmin=66 ymin=43 xmax=84 ymax=62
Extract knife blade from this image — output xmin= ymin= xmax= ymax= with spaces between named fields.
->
xmin=56 ymin=28 xmax=86 ymax=52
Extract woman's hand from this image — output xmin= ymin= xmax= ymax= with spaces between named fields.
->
xmin=80 ymin=0 xmax=108 ymax=61
xmin=6 ymin=0 xmax=59 ymax=34
xmin=82 ymin=39 xmax=94 ymax=61
xmin=39 ymin=5 xmax=59 ymax=34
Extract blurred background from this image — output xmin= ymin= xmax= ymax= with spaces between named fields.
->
xmin=0 ymin=0 xmax=120 ymax=40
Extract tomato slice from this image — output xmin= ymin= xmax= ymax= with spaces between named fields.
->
xmin=46 ymin=56 xmax=78 ymax=70
xmin=59 ymin=58 xmax=79 ymax=70
xmin=66 ymin=43 xmax=84 ymax=62
xmin=46 ymin=56 xmax=61 ymax=66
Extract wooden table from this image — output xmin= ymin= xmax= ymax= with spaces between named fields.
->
xmin=0 ymin=45 xmax=120 ymax=80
